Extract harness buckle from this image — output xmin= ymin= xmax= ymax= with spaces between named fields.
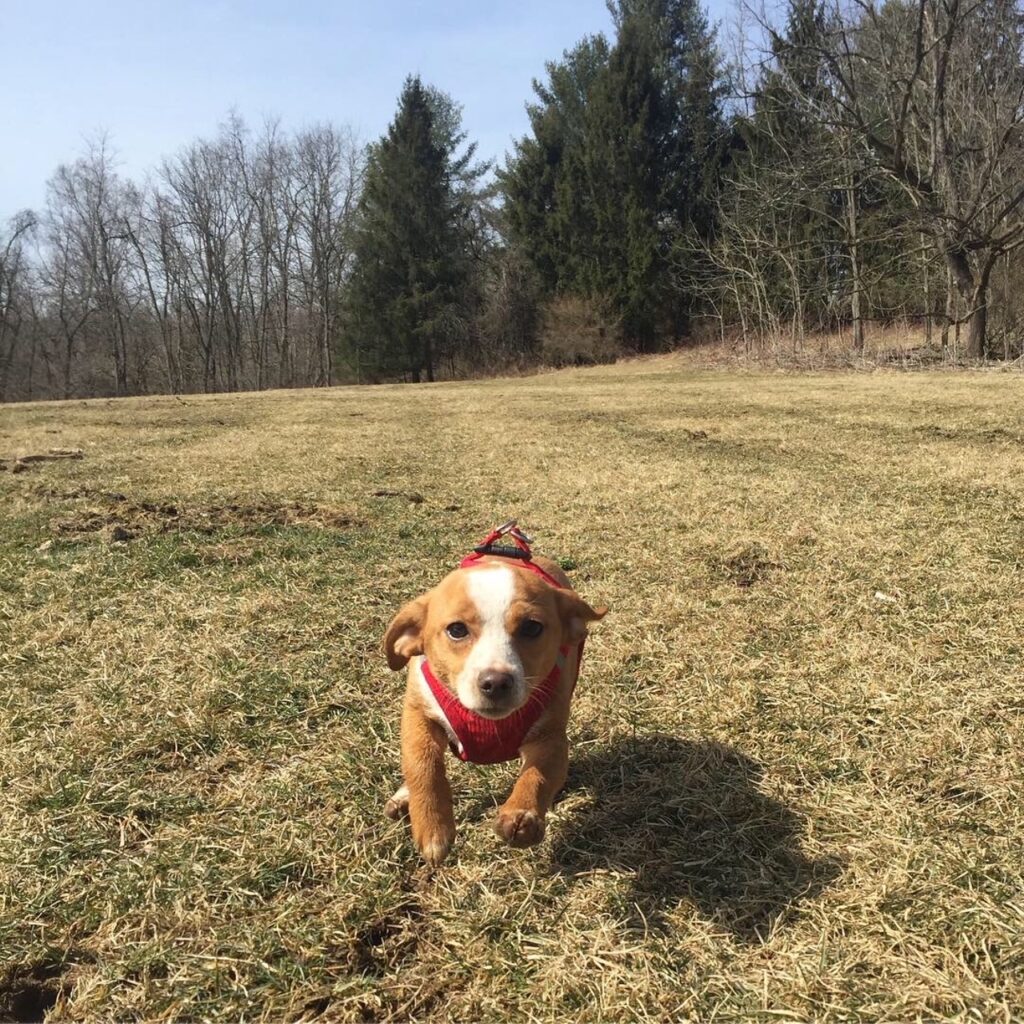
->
xmin=495 ymin=519 xmax=533 ymax=545
xmin=461 ymin=522 xmax=567 ymax=591
xmin=476 ymin=519 xmax=533 ymax=559
xmin=473 ymin=543 xmax=531 ymax=560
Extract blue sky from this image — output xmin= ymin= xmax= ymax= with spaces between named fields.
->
xmin=2 ymin=0 xmax=730 ymax=221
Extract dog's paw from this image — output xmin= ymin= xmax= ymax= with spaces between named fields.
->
xmin=495 ymin=807 xmax=545 ymax=848
xmin=384 ymin=784 xmax=410 ymax=820
xmin=409 ymin=797 xmax=456 ymax=867
xmin=415 ymin=827 xmax=454 ymax=867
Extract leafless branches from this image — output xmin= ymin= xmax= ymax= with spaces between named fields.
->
xmin=3 ymin=119 xmax=364 ymax=401
xmin=698 ymin=0 xmax=1024 ymax=359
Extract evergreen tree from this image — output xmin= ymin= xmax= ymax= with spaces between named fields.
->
xmin=499 ymin=37 xmax=610 ymax=293
xmin=346 ymin=76 xmax=482 ymax=382
xmin=501 ymin=2 xmax=726 ymax=348
xmin=582 ymin=17 xmax=670 ymax=348
xmin=610 ymin=0 xmax=726 ymax=246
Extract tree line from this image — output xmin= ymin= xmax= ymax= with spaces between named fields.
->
xmin=2 ymin=0 xmax=1022 ymax=402
xmin=1 ymin=119 xmax=362 ymax=401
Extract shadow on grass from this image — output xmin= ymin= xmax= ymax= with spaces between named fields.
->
xmin=551 ymin=735 xmax=841 ymax=941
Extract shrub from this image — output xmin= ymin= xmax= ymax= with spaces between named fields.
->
xmin=539 ymin=295 xmax=623 ymax=367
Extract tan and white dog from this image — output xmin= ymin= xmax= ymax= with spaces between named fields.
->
xmin=383 ymin=525 xmax=607 ymax=866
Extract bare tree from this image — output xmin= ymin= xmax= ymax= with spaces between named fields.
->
xmin=783 ymin=0 xmax=1024 ymax=358
xmin=294 ymin=124 xmax=363 ymax=386
xmin=0 ymin=117 xmax=375 ymax=400
xmin=158 ymin=125 xmax=247 ymax=391
xmin=34 ymin=139 xmax=146 ymax=396
xmin=0 ymin=211 xmax=36 ymax=400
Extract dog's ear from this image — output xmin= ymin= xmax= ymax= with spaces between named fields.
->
xmin=554 ymin=589 xmax=608 ymax=643
xmin=384 ymin=592 xmax=433 ymax=670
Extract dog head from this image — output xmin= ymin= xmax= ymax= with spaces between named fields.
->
xmin=384 ymin=563 xmax=606 ymax=719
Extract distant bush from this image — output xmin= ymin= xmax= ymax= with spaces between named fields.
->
xmin=539 ymin=295 xmax=623 ymax=367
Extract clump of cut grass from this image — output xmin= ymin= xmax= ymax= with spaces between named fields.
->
xmin=1 ymin=364 xmax=1023 ymax=1021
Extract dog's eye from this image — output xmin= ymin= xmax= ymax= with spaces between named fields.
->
xmin=445 ymin=622 xmax=469 ymax=640
xmin=518 ymin=619 xmax=544 ymax=639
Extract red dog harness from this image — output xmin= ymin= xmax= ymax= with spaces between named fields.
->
xmin=420 ymin=523 xmax=586 ymax=765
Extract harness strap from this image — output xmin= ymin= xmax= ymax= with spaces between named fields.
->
xmin=421 ymin=645 xmax=574 ymax=764
xmin=458 ymin=550 xmax=566 ymax=590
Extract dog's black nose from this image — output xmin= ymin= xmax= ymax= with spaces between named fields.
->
xmin=479 ymin=671 xmax=514 ymax=699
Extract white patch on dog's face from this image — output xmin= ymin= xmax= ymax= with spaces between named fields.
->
xmin=454 ymin=567 xmax=527 ymax=714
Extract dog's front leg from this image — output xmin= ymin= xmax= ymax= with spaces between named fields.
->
xmin=496 ymin=734 xmax=568 ymax=848
xmin=401 ymin=697 xmax=456 ymax=866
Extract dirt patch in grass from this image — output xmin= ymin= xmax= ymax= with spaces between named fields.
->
xmin=712 ymin=540 xmax=782 ymax=587
xmin=371 ymin=489 xmax=426 ymax=504
xmin=915 ymin=423 xmax=1024 ymax=444
xmin=0 ymin=960 xmax=71 ymax=1023
xmin=45 ymin=491 xmax=360 ymax=541
xmin=0 ymin=448 xmax=84 ymax=475
xmin=344 ymin=899 xmax=425 ymax=977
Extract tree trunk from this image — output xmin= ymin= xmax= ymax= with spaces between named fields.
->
xmin=920 ymin=231 xmax=931 ymax=345
xmin=941 ymin=262 xmax=953 ymax=355
xmin=110 ymin=305 xmax=129 ymax=396
xmin=846 ymin=170 xmax=864 ymax=352
xmin=946 ymin=248 xmax=989 ymax=359
xmin=965 ymin=293 xmax=987 ymax=360
xmin=319 ymin=309 xmax=331 ymax=387
xmin=26 ymin=331 xmax=38 ymax=400
xmin=1003 ymin=256 xmax=1012 ymax=361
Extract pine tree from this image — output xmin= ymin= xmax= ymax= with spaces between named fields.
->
xmin=610 ymin=0 xmax=726 ymax=245
xmin=346 ymin=76 xmax=480 ymax=382
xmin=501 ymin=2 xmax=726 ymax=348
xmin=582 ymin=17 xmax=670 ymax=348
xmin=499 ymin=37 xmax=610 ymax=294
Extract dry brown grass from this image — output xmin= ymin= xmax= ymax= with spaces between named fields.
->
xmin=1 ymin=362 xmax=1023 ymax=1022
xmin=686 ymin=321 xmax=1016 ymax=370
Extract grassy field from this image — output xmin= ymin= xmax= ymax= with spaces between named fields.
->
xmin=2 ymin=357 xmax=1023 ymax=1023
